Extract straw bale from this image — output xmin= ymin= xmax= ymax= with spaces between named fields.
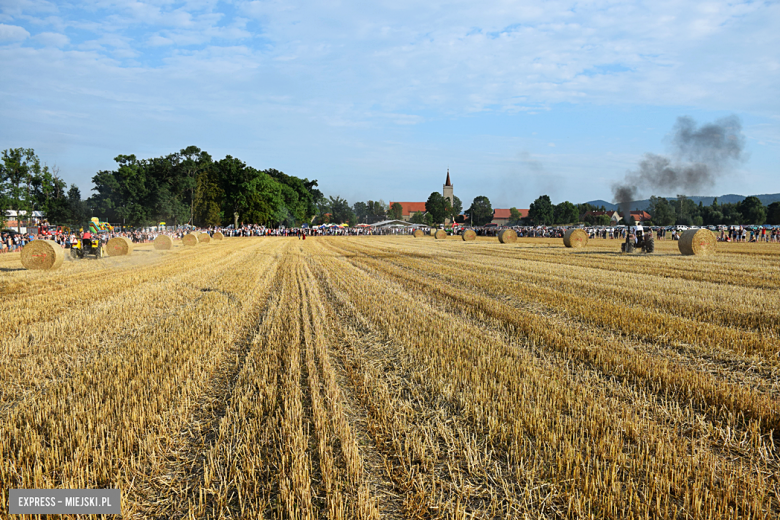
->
xmin=21 ymin=240 xmax=64 ymax=270
xmin=212 ymin=231 xmax=225 ymax=240
xmin=199 ymin=232 xmax=211 ymax=244
xmin=154 ymin=234 xmax=174 ymax=250
xmin=412 ymin=229 xmax=424 ymax=238
xmin=182 ymin=233 xmax=199 ymax=246
xmin=498 ymin=229 xmax=517 ymax=244
xmin=106 ymin=237 xmax=134 ymax=256
xmin=462 ymin=229 xmax=477 ymax=241
xmin=434 ymin=229 xmax=448 ymax=239
xmin=679 ymin=229 xmax=717 ymax=256
xmin=563 ymin=229 xmax=588 ymax=248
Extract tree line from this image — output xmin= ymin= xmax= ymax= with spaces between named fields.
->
xmin=3 ymin=147 xmax=778 ymax=230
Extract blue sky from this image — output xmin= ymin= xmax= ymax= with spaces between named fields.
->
xmin=1 ymin=0 xmax=778 ymax=208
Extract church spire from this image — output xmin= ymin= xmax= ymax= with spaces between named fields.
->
xmin=445 ymin=169 xmax=452 ymax=187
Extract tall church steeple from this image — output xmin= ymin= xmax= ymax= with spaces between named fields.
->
xmin=442 ymin=169 xmax=454 ymax=206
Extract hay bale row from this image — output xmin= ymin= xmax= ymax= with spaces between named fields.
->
xmin=199 ymin=232 xmax=211 ymax=244
xmin=563 ymin=229 xmax=588 ymax=248
xmin=434 ymin=229 xmax=447 ymax=240
xmin=106 ymin=236 xmax=134 ymax=256
xmin=412 ymin=229 xmax=424 ymax=238
xmin=21 ymin=240 xmax=64 ymax=270
xmin=679 ymin=229 xmax=716 ymax=256
xmin=154 ymin=234 xmax=174 ymax=250
xmin=461 ymin=229 xmax=476 ymax=241
xmin=182 ymin=233 xmax=199 ymax=246
xmin=212 ymin=231 xmax=225 ymax=240
xmin=497 ymin=229 xmax=517 ymax=244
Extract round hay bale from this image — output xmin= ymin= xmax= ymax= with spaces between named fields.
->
xmin=412 ymin=229 xmax=425 ymax=238
xmin=679 ymin=229 xmax=716 ymax=256
xmin=106 ymin=236 xmax=133 ymax=256
xmin=434 ymin=229 xmax=448 ymax=239
xmin=563 ymin=229 xmax=588 ymax=248
xmin=212 ymin=231 xmax=225 ymax=240
xmin=498 ymin=229 xmax=517 ymax=244
xmin=462 ymin=229 xmax=476 ymax=241
xmin=182 ymin=233 xmax=199 ymax=246
xmin=199 ymin=232 xmax=211 ymax=244
xmin=21 ymin=240 xmax=64 ymax=270
xmin=154 ymin=234 xmax=173 ymax=250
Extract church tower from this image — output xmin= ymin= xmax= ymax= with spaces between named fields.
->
xmin=442 ymin=169 xmax=453 ymax=206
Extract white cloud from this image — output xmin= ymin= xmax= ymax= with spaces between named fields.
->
xmin=33 ymin=31 xmax=68 ymax=47
xmin=0 ymin=23 xmax=30 ymax=41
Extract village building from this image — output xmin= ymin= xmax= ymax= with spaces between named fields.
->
xmin=390 ymin=170 xmax=455 ymax=222
xmin=491 ymin=208 xmax=529 ymax=226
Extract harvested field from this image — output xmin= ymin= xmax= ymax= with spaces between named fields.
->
xmin=1 ymin=236 xmax=778 ymax=519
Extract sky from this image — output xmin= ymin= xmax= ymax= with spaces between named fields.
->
xmin=1 ymin=0 xmax=779 ymax=209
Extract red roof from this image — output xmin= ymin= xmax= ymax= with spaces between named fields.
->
xmin=389 ymin=202 xmax=427 ymax=216
xmin=493 ymin=208 xmax=529 ymax=219
xmin=630 ymin=211 xmax=652 ymax=221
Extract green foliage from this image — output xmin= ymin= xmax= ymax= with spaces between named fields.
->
xmin=595 ymin=214 xmax=612 ymax=226
xmin=425 ymin=192 xmax=450 ymax=225
xmin=648 ymin=196 xmax=676 ymax=226
xmin=447 ymin=195 xmax=462 ymax=222
xmin=389 ymin=202 xmax=404 ymax=220
xmin=328 ymin=195 xmax=354 ymax=225
xmin=528 ymin=195 xmax=554 ymax=225
xmin=467 ymin=196 xmax=493 ymax=226
xmin=88 ymin=147 xmax=317 ymax=227
xmin=553 ymin=201 xmax=579 ymax=225
xmin=409 ymin=211 xmax=426 ymax=224
xmin=737 ymin=196 xmax=766 ymax=225
xmin=767 ymin=202 xmax=780 ymax=225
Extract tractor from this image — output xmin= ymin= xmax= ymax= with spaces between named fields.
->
xmin=70 ymin=217 xmax=112 ymax=260
xmin=70 ymin=236 xmax=105 ymax=259
xmin=621 ymin=225 xmax=655 ymax=254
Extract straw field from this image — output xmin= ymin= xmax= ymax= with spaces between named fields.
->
xmin=0 ymin=236 xmax=778 ymax=519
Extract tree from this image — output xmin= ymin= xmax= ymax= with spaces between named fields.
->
xmin=648 ymin=196 xmax=675 ymax=226
xmin=553 ymin=201 xmax=578 ymax=225
xmin=425 ymin=192 xmax=449 ymax=225
xmin=737 ymin=196 xmax=766 ymax=225
xmin=528 ymin=195 xmax=554 ymax=226
xmin=353 ymin=201 xmax=368 ymax=223
xmin=446 ymin=195 xmax=463 ymax=223
xmin=389 ymin=202 xmax=403 ymax=220
xmin=508 ymin=207 xmax=523 ymax=225
xmin=66 ymin=184 xmax=88 ymax=228
xmin=595 ymin=214 xmax=612 ymax=226
xmin=467 ymin=196 xmax=493 ymax=226
xmin=409 ymin=211 xmax=426 ymax=224
xmin=328 ymin=196 xmax=354 ymax=224
xmin=766 ymin=202 xmax=780 ymax=225
xmin=1 ymin=148 xmax=40 ymax=231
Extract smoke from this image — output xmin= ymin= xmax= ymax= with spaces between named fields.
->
xmin=612 ymin=115 xmax=745 ymax=220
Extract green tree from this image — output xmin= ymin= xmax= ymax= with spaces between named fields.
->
xmin=446 ymin=195 xmax=462 ymax=223
xmin=353 ymin=201 xmax=368 ymax=223
xmin=766 ymin=202 xmax=780 ymax=225
xmin=467 ymin=196 xmax=493 ymax=226
xmin=367 ymin=200 xmax=386 ymax=223
xmin=328 ymin=196 xmax=354 ymax=224
xmin=425 ymin=192 xmax=449 ymax=225
xmin=409 ymin=211 xmax=426 ymax=224
xmin=528 ymin=195 xmax=554 ymax=225
xmin=648 ymin=196 xmax=676 ymax=226
xmin=737 ymin=196 xmax=766 ymax=225
xmin=553 ymin=201 xmax=578 ymax=224
xmin=389 ymin=202 xmax=403 ymax=220
xmin=508 ymin=207 xmax=523 ymax=225
xmin=1 ymin=148 xmax=40 ymax=231
xmin=595 ymin=214 xmax=612 ymax=226
xmin=66 ymin=184 xmax=88 ymax=229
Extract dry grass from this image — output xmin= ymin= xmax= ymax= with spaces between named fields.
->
xmin=1 ymin=236 xmax=778 ymax=519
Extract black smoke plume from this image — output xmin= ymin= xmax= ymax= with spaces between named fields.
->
xmin=612 ymin=115 xmax=745 ymax=220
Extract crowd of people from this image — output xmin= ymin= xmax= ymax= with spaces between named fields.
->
xmin=2 ymin=222 xmax=778 ymax=254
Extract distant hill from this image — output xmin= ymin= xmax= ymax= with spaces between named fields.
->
xmin=584 ymin=193 xmax=780 ymax=212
